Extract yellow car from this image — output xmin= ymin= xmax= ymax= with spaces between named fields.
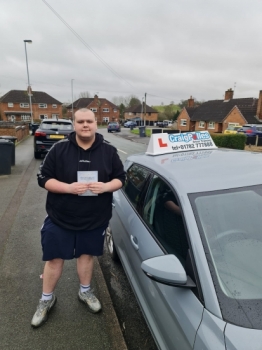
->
xmin=224 ymin=125 xmax=242 ymax=134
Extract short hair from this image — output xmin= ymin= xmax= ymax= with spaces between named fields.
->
xmin=73 ymin=108 xmax=96 ymax=121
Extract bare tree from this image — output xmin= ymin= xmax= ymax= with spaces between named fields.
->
xmin=79 ymin=91 xmax=91 ymax=98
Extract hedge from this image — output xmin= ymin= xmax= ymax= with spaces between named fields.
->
xmin=210 ymin=133 xmax=246 ymax=150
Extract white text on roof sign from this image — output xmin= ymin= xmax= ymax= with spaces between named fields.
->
xmin=146 ymin=131 xmax=217 ymax=156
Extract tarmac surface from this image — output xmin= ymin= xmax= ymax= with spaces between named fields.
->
xmin=0 ymin=135 xmax=133 ymax=350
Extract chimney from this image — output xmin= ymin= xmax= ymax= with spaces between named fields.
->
xmin=188 ymin=96 xmax=194 ymax=107
xmin=224 ymin=88 xmax=234 ymax=101
xmin=256 ymin=90 xmax=262 ymax=120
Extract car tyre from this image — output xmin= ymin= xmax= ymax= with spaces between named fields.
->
xmin=105 ymin=225 xmax=119 ymax=261
xmin=34 ymin=151 xmax=42 ymax=159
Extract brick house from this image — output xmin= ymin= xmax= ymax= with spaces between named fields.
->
xmin=0 ymin=90 xmax=62 ymax=122
xmin=67 ymin=95 xmax=119 ymax=124
xmin=124 ymin=103 xmax=158 ymax=125
xmin=177 ymin=89 xmax=262 ymax=133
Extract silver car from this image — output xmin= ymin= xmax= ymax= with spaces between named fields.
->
xmin=107 ymin=133 xmax=262 ymax=350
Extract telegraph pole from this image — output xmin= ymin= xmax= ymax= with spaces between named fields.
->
xmin=144 ymin=93 xmax=147 ymax=126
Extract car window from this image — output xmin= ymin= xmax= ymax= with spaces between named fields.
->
xmin=123 ymin=164 xmax=150 ymax=208
xmin=142 ymin=175 xmax=189 ymax=267
xmin=41 ymin=122 xmax=73 ymax=131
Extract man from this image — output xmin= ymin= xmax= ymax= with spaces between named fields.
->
xmin=31 ymin=108 xmax=125 ymax=328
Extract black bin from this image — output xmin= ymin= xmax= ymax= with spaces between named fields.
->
xmin=139 ymin=126 xmax=146 ymax=137
xmin=0 ymin=140 xmax=13 ymax=175
xmin=31 ymin=123 xmax=40 ymax=135
xmin=0 ymin=136 xmax=17 ymax=165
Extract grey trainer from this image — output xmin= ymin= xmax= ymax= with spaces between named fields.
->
xmin=31 ymin=295 xmax=57 ymax=328
xmin=78 ymin=289 xmax=101 ymax=313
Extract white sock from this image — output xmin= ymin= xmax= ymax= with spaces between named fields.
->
xmin=41 ymin=292 xmax=53 ymax=301
xmin=80 ymin=284 xmax=91 ymax=293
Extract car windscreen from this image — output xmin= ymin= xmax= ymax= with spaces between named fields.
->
xmin=41 ymin=122 xmax=73 ymax=131
xmin=189 ymin=185 xmax=262 ymax=329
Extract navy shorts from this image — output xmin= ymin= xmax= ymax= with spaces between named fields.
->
xmin=41 ymin=216 xmax=108 ymax=261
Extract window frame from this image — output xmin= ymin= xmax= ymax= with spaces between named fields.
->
xmin=199 ymin=121 xmax=205 ymax=128
xmin=102 ymin=108 xmax=109 ymax=112
xmin=180 ymin=119 xmax=187 ymax=126
xmin=38 ymin=103 xmax=47 ymax=108
xmin=8 ymin=102 xmax=14 ymax=107
xmin=20 ymin=103 xmax=29 ymax=108
xmin=39 ymin=114 xmax=48 ymax=120
xmin=90 ymin=108 xmax=97 ymax=112
xmin=52 ymin=104 xmax=57 ymax=108
xmin=208 ymin=121 xmax=215 ymax=129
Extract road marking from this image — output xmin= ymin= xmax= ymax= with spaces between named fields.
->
xmin=117 ymin=149 xmax=127 ymax=154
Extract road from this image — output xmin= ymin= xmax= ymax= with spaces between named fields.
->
xmin=98 ymin=128 xmax=158 ymax=350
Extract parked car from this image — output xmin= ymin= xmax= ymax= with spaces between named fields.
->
xmin=224 ymin=125 xmax=242 ymax=134
xmin=156 ymin=121 xmax=164 ymax=127
xmin=107 ymin=122 xmax=121 ymax=133
xmin=124 ymin=121 xmax=137 ymax=128
xmin=106 ymin=131 xmax=262 ymax=350
xmin=34 ymin=119 xmax=73 ymax=159
xmin=163 ymin=120 xmax=173 ymax=127
xmin=237 ymin=124 xmax=262 ymax=136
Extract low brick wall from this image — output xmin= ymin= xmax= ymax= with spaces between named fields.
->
xmin=0 ymin=121 xmax=30 ymax=143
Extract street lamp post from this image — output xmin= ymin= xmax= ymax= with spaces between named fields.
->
xmin=71 ymin=79 xmax=74 ymax=120
xmin=23 ymin=40 xmax=33 ymax=124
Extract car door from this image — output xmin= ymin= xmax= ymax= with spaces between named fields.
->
xmin=113 ymin=168 xmax=204 ymax=350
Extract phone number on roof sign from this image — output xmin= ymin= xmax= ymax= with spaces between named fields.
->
xmin=168 ymin=131 xmax=211 ymax=143
xmin=172 ymin=141 xmax=214 ymax=151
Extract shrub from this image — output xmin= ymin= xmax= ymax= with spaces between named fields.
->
xmin=210 ymin=133 xmax=246 ymax=150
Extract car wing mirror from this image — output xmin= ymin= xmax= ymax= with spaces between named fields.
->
xmin=141 ymin=254 xmax=196 ymax=288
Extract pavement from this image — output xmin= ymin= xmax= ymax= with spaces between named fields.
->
xmin=0 ymin=135 xmax=129 ymax=350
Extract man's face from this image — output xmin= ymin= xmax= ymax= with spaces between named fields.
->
xmin=73 ymin=110 xmax=97 ymax=141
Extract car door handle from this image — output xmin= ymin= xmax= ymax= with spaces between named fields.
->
xmin=130 ymin=235 xmax=139 ymax=251
xmin=112 ymin=202 xmax=115 ymax=208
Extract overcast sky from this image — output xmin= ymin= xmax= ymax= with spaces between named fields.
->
xmin=1 ymin=0 xmax=262 ymax=106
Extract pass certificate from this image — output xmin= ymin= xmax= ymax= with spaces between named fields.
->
xmin=77 ymin=171 xmax=98 ymax=196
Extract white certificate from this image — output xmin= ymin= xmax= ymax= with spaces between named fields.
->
xmin=77 ymin=171 xmax=98 ymax=196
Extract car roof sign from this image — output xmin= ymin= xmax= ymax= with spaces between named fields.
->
xmin=146 ymin=131 xmax=217 ymax=156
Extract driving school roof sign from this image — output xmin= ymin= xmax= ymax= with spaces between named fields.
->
xmin=146 ymin=131 xmax=217 ymax=155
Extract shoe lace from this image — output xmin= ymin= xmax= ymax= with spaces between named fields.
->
xmin=82 ymin=289 xmax=97 ymax=302
xmin=36 ymin=299 xmax=49 ymax=315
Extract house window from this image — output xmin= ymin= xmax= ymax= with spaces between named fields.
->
xmin=20 ymin=103 xmax=29 ymax=108
xmin=21 ymin=115 xmax=31 ymax=121
xmin=129 ymin=112 xmax=132 ymax=116
xmin=103 ymin=117 xmax=109 ymax=123
xmin=113 ymin=109 xmax=117 ymax=113
xmin=199 ymin=121 xmax=205 ymax=128
xmin=90 ymin=108 xmax=97 ymax=112
xmin=39 ymin=114 xmax=48 ymax=120
xmin=103 ymin=108 xmax=109 ymax=112
xmin=52 ymin=114 xmax=59 ymax=118
xmin=208 ymin=121 xmax=215 ymax=129
xmin=180 ymin=119 xmax=187 ymax=126
xmin=8 ymin=103 xmax=14 ymax=107
xmin=52 ymin=104 xmax=57 ymax=108
xmin=39 ymin=103 xmax=47 ymax=108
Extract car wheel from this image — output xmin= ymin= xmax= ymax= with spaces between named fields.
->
xmin=108 ymin=130 xmax=110 ymax=133
xmin=34 ymin=151 xmax=41 ymax=159
xmin=105 ymin=225 xmax=119 ymax=261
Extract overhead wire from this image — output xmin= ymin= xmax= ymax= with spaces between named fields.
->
xmin=41 ymin=1 xmax=178 ymax=103
xmin=42 ymin=0 xmax=136 ymax=91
